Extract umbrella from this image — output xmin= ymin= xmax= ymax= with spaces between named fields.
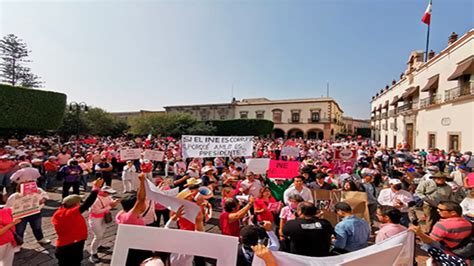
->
xmin=10 ymin=167 xmax=41 ymax=183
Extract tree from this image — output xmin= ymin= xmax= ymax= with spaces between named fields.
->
xmin=129 ymin=113 xmax=215 ymax=137
xmin=0 ymin=34 xmax=43 ymax=87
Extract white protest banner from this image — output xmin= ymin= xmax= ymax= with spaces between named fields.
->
xmin=253 ymin=230 xmax=414 ymax=266
xmin=11 ymin=193 xmax=41 ymax=218
xmin=246 ymin=158 xmax=270 ymax=175
xmin=112 ymin=225 xmax=239 ymax=266
xmin=120 ymin=148 xmax=142 ymax=161
xmin=281 ymin=146 xmax=300 ymax=157
xmin=143 ymin=150 xmax=165 ymax=162
xmin=144 ymin=179 xmax=200 ymax=222
xmin=181 ymin=135 xmax=253 ymax=158
xmin=159 ymin=187 xmax=179 ymax=197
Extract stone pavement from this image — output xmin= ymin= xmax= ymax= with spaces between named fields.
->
xmin=13 ymin=175 xmax=428 ymax=265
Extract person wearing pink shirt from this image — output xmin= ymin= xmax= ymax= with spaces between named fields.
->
xmin=375 ymin=206 xmax=406 ymax=243
xmin=0 ymin=207 xmax=21 ymax=265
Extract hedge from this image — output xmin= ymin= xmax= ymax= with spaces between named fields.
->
xmin=0 ymin=84 xmax=67 ymax=130
xmin=209 ymin=119 xmax=274 ymax=136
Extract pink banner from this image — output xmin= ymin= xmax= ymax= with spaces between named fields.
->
xmin=267 ymin=160 xmax=300 ymax=179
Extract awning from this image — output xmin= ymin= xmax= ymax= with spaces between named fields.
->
xmin=401 ymin=86 xmax=419 ymax=100
xmin=382 ymin=101 xmax=389 ymax=109
xmin=421 ymin=74 xmax=439 ymax=92
xmin=390 ymin=96 xmax=399 ymax=105
xmin=447 ymin=57 xmax=474 ymax=81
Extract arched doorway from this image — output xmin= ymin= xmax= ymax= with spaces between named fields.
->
xmin=307 ymin=129 xmax=324 ymax=140
xmin=287 ymin=128 xmax=304 ymax=139
xmin=272 ymin=128 xmax=285 ymax=139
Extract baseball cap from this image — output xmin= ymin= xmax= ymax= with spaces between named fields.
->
xmin=389 ymin=179 xmax=402 ymax=185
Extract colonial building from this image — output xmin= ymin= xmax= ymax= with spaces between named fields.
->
xmin=370 ymin=30 xmax=474 ymax=151
xmin=166 ymin=97 xmax=348 ymax=139
xmin=342 ymin=116 xmax=370 ymax=135
xmin=110 ymin=110 xmax=165 ymax=122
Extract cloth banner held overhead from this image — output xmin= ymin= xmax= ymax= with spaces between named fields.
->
xmin=120 ymin=148 xmax=142 ymax=161
xmin=143 ymin=150 xmax=165 ymax=161
xmin=246 ymin=158 xmax=270 ymax=175
xmin=144 ymin=179 xmax=200 ymax=223
xmin=181 ymin=135 xmax=253 ymax=158
xmin=253 ymin=230 xmax=414 ymax=266
xmin=267 ymin=160 xmax=300 ymax=179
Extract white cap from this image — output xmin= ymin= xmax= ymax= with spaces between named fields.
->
xmin=389 ymin=179 xmax=402 ymax=185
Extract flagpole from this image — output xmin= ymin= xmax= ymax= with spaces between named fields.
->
xmin=425 ymin=24 xmax=430 ymax=62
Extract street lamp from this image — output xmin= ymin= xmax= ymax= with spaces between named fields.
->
xmin=68 ymin=102 xmax=88 ymax=136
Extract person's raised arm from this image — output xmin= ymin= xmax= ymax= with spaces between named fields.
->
xmin=130 ymin=173 xmax=147 ymax=216
xmin=80 ymin=178 xmax=104 ymax=213
xmin=228 ymin=197 xmax=254 ymax=222
xmin=251 ymin=244 xmax=278 ymax=266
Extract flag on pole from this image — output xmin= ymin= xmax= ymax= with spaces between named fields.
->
xmin=421 ymin=0 xmax=432 ymax=25
xmin=145 ymin=133 xmax=152 ymax=147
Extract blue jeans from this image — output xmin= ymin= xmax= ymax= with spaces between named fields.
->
xmin=80 ymin=174 xmax=89 ymax=191
xmin=45 ymin=171 xmax=57 ymax=190
xmin=400 ymin=212 xmax=410 ymax=227
xmin=16 ymin=213 xmax=44 ymax=241
xmin=0 ymin=172 xmax=12 ymax=188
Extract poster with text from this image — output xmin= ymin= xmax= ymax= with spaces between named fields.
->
xmin=267 ymin=160 xmax=301 ymax=179
xmin=181 ymin=135 xmax=253 ymax=158
xmin=120 ymin=148 xmax=142 ymax=161
xmin=143 ymin=150 xmax=165 ymax=161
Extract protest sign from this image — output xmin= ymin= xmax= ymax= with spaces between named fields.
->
xmin=267 ymin=160 xmax=300 ymax=179
xmin=181 ymin=135 xmax=253 ymax=158
xmin=281 ymin=146 xmax=300 ymax=157
xmin=312 ymin=189 xmax=369 ymax=226
xmin=144 ymin=179 xmax=200 ymax=222
xmin=333 ymin=148 xmax=356 ymax=160
xmin=253 ymin=231 xmax=414 ymax=266
xmin=246 ymin=158 xmax=270 ymax=175
xmin=120 ymin=148 xmax=142 ymax=161
xmin=20 ymin=181 xmax=38 ymax=196
xmin=112 ymin=225 xmax=239 ymax=266
xmin=11 ymin=193 xmax=41 ymax=218
xmin=143 ymin=150 xmax=165 ymax=162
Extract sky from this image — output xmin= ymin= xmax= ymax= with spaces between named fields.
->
xmin=1 ymin=0 xmax=473 ymax=119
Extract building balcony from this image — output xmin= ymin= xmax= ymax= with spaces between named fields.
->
xmin=288 ymin=119 xmax=301 ymax=124
xmin=381 ymin=112 xmax=388 ymax=119
xmin=444 ymin=82 xmax=474 ymax=102
xmin=390 ymin=123 xmax=398 ymax=131
xmin=397 ymin=101 xmax=418 ymax=113
xmin=389 ymin=109 xmax=397 ymax=117
xmin=419 ymin=95 xmax=441 ymax=108
xmin=382 ymin=124 xmax=388 ymax=130
xmin=307 ymin=118 xmax=320 ymax=123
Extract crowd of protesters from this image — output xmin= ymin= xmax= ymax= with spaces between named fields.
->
xmin=0 ymin=135 xmax=473 ymax=265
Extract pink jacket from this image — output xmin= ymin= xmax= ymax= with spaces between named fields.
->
xmin=89 ymin=195 xmax=113 ymax=219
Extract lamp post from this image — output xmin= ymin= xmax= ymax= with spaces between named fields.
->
xmin=69 ymin=102 xmax=88 ymax=136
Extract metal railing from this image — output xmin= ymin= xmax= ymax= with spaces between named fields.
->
xmin=389 ymin=109 xmax=397 ymax=117
xmin=444 ymin=82 xmax=474 ymax=101
xmin=397 ymin=101 xmax=418 ymax=113
xmin=419 ymin=95 xmax=441 ymax=108
xmin=382 ymin=112 xmax=388 ymax=119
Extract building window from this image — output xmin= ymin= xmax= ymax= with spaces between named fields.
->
xmin=311 ymin=112 xmax=320 ymax=122
xmin=256 ymin=111 xmax=265 ymax=119
xmin=449 ymin=134 xmax=460 ymax=151
xmin=428 ymin=133 xmax=436 ymax=149
xmin=385 ymin=135 xmax=388 ymax=147
xmin=272 ymin=109 xmax=282 ymax=123
xmin=220 ymin=115 xmax=226 ymax=120
xmin=291 ymin=112 xmax=300 ymax=123
xmin=240 ymin=111 xmax=248 ymax=119
xmin=393 ymin=135 xmax=397 ymax=148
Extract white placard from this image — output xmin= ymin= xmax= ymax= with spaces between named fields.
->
xmin=281 ymin=146 xmax=300 ymax=157
xmin=181 ymin=135 xmax=254 ymax=158
xmin=246 ymin=158 xmax=270 ymax=175
xmin=143 ymin=150 xmax=165 ymax=161
xmin=120 ymin=148 xmax=142 ymax=161
xmin=144 ymin=179 xmax=200 ymax=222
xmin=111 ymin=225 xmax=239 ymax=266
xmin=252 ymin=230 xmax=414 ymax=266
xmin=11 ymin=193 xmax=41 ymax=218
xmin=339 ymin=149 xmax=354 ymax=160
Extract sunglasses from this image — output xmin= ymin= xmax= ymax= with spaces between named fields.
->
xmin=437 ymin=208 xmax=452 ymax=212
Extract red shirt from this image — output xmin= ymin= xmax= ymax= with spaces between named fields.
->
xmin=178 ymin=218 xmax=195 ymax=231
xmin=141 ymin=162 xmax=153 ymax=173
xmin=254 ymin=198 xmax=276 ymax=222
xmin=44 ymin=160 xmax=59 ymax=172
xmin=0 ymin=160 xmax=15 ymax=174
xmin=430 ymin=217 xmax=472 ymax=248
xmin=219 ymin=212 xmax=240 ymax=237
xmin=51 ymin=206 xmax=88 ymax=247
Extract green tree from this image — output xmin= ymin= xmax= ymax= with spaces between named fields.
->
xmin=0 ymin=34 xmax=43 ymax=87
xmin=83 ymin=107 xmax=116 ymax=135
xmin=129 ymin=113 xmax=215 ymax=137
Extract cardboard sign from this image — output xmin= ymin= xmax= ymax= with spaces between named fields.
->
xmin=246 ymin=158 xmax=270 ymax=175
xmin=267 ymin=160 xmax=300 ymax=179
xmin=20 ymin=181 xmax=38 ymax=196
xmin=181 ymin=135 xmax=253 ymax=158
xmin=312 ymin=189 xmax=369 ymax=226
xmin=112 ymin=225 xmax=239 ymax=266
xmin=119 ymin=148 xmax=142 ymax=161
xmin=12 ymin=193 xmax=41 ymax=218
xmin=333 ymin=149 xmax=356 ymax=160
xmin=281 ymin=147 xmax=300 ymax=157
xmin=143 ymin=150 xmax=165 ymax=162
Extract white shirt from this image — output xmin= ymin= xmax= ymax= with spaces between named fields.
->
xmin=377 ymin=188 xmax=413 ymax=213
xmin=283 ymin=186 xmax=314 ymax=205
xmin=240 ymin=179 xmax=263 ymax=198
xmin=460 ymin=197 xmax=474 ymax=216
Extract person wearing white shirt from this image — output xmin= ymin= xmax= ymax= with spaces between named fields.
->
xmin=239 ymin=172 xmax=263 ymax=198
xmin=377 ymin=179 xmax=413 ymax=227
xmin=283 ymin=176 xmax=313 ymax=205
xmin=460 ymin=189 xmax=474 ymax=223
xmin=122 ymin=161 xmax=137 ymax=193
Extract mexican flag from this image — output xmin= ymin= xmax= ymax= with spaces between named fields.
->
xmin=145 ymin=133 xmax=152 ymax=147
xmin=421 ymin=0 xmax=432 ymax=25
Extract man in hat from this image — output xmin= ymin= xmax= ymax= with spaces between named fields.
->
xmin=52 ymin=178 xmax=104 ymax=266
xmin=377 ymin=179 xmax=413 ymax=227
xmin=240 ymin=171 xmax=262 ymax=198
xmin=416 ymin=172 xmax=454 ymax=233
xmin=422 ymin=165 xmax=440 ymax=181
